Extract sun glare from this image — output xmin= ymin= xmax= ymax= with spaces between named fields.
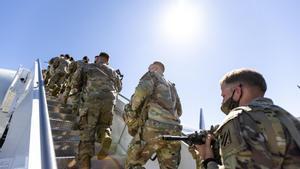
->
xmin=161 ymin=1 xmax=202 ymax=43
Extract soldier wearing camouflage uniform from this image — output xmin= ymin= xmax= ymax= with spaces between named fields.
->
xmin=62 ymin=56 xmax=89 ymax=115
xmin=45 ymin=55 xmax=60 ymax=86
xmin=43 ymin=65 xmax=51 ymax=85
xmin=72 ymin=52 xmax=122 ymax=169
xmin=124 ymin=61 xmax=183 ymax=169
xmin=196 ymin=68 xmax=300 ymax=169
xmin=47 ymin=54 xmax=70 ymax=96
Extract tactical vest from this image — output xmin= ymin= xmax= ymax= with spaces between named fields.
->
xmin=216 ymin=103 xmax=300 ymax=168
xmin=124 ymin=72 xmax=181 ymax=136
xmin=140 ymin=72 xmax=182 ymax=129
xmin=148 ymin=72 xmax=178 ymax=115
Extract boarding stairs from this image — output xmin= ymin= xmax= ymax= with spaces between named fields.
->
xmin=46 ymin=94 xmax=127 ymax=169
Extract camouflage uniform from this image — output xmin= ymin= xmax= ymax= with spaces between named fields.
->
xmin=63 ymin=60 xmax=87 ymax=114
xmin=71 ymin=62 xmax=122 ymax=167
xmin=47 ymin=56 xmax=69 ymax=96
xmin=125 ymin=71 xmax=183 ymax=169
xmin=43 ymin=65 xmax=51 ymax=85
xmin=206 ymin=97 xmax=300 ymax=169
xmin=45 ymin=57 xmax=58 ymax=86
xmin=189 ymin=145 xmax=202 ymax=169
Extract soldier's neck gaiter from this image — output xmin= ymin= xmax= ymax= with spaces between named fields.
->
xmin=221 ymin=88 xmax=242 ymax=115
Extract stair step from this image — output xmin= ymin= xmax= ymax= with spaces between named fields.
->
xmin=52 ymin=130 xmax=80 ymax=142
xmin=50 ymin=119 xmax=75 ymax=130
xmin=47 ymin=101 xmax=72 ymax=109
xmin=54 ymin=141 xmax=119 ymax=157
xmin=47 ymin=98 xmax=71 ymax=106
xmin=54 ymin=141 xmax=78 ymax=157
xmin=90 ymin=155 xmax=125 ymax=169
xmin=49 ymin=112 xmax=77 ymax=122
xmin=46 ymin=94 xmax=59 ymax=101
xmin=48 ymin=104 xmax=73 ymax=114
xmin=52 ymin=129 xmax=79 ymax=136
xmin=56 ymin=156 xmax=76 ymax=169
xmin=47 ymin=99 xmax=61 ymax=105
xmin=56 ymin=155 xmax=125 ymax=169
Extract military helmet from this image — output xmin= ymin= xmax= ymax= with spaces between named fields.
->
xmin=64 ymin=54 xmax=70 ymax=59
xmin=83 ymin=56 xmax=89 ymax=60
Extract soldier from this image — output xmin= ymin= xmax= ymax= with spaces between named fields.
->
xmin=62 ymin=56 xmax=89 ymax=109
xmin=47 ymin=54 xmax=70 ymax=96
xmin=72 ymin=52 xmax=122 ymax=169
xmin=45 ymin=55 xmax=61 ymax=86
xmin=124 ymin=61 xmax=183 ymax=169
xmin=196 ymin=68 xmax=300 ymax=169
xmin=43 ymin=65 xmax=51 ymax=85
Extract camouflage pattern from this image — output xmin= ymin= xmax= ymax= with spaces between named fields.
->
xmin=48 ymin=58 xmax=58 ymax=76
xmin=45 ymin=57 xmax=59 ymax=86
xmin=123 ymin=103 xmax=140 ymax=136
xmin=71 ymin=62 xmax=122 ymax=165
xmin=43 ymin=67 xmax=51 ymax=85
xmin=188 ymin=145 xmax=202 ymax=169
xmin=125 ymin=71 xmax=182 ymax=169
xmin=131 ymin=72 xmax=182 ymax=124
xmin=62 ymin=60 xmax=87 ymax=114
xmin=47 ymin=56 xmax=69 ymax=96
xmin=78 ymin=94 xmax=114 ymax=161
xmin=209 ymin=97 xmax=300 ymax=169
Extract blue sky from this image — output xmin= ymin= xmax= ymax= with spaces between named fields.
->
xmin=0 ymin=0 xmax=299 ymax=129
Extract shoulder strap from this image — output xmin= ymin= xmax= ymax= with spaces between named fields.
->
xmin=166 ymin=81 xmax=175 ymax=102
xmin=276 ymin=111 xmax=300 ymax=148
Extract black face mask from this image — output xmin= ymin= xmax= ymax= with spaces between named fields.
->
xmin=221 ymin=89 xmax=241 ymax=115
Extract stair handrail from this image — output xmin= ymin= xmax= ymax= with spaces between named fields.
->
xmin=28 ymin=59 xmax=57 ymax=169
xmin=115 ymin=93 xmax=131 ymax=148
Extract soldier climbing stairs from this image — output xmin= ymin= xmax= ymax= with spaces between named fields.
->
xmin=46 ymin=95 xmax=127 ymax=169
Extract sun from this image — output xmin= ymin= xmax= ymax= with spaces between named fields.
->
xmin=161 ymin=1 xmax=202 ymax=43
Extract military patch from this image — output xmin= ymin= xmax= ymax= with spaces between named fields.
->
xmin=218 ymin=118 xmax=246 ymax=157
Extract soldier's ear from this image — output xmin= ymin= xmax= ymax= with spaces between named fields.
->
xmin=234 ymin=85 xmax=243 ymax=99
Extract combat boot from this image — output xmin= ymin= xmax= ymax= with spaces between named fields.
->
xmin=79 ymin=156 xmax=91 ymax=169
xmin=67 ymin=159 xmax=77 ymax=169
xmin=51 ymin=87 xmax=60 ymax=97
xmin=97 ymin=133 xmax=112 ymax=160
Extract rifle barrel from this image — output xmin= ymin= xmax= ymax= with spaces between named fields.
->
xmin=161 ymin=135 xmax=189 ymax=141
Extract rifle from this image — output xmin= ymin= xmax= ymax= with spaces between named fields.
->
xmin=116 ymin=69 xmax=124 ymax=80
xmin=161 ymin=130 xmax=211 ymax=146
xmin=161 ymin=125 xmax=222 ymax=165
xmin=161 ymin=125 xmax=219 ymax=146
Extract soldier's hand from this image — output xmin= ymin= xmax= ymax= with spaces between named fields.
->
xmin=188 ymin=145 xmax=200 ymax=159
xmin=124 ymin=104 xmax=136 ymax=117
xmin=195 ymin=134 xmax=214 ymax=160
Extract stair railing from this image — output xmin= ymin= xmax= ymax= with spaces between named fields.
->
xmin=28 ymin=59 xmax=57 ymax=169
